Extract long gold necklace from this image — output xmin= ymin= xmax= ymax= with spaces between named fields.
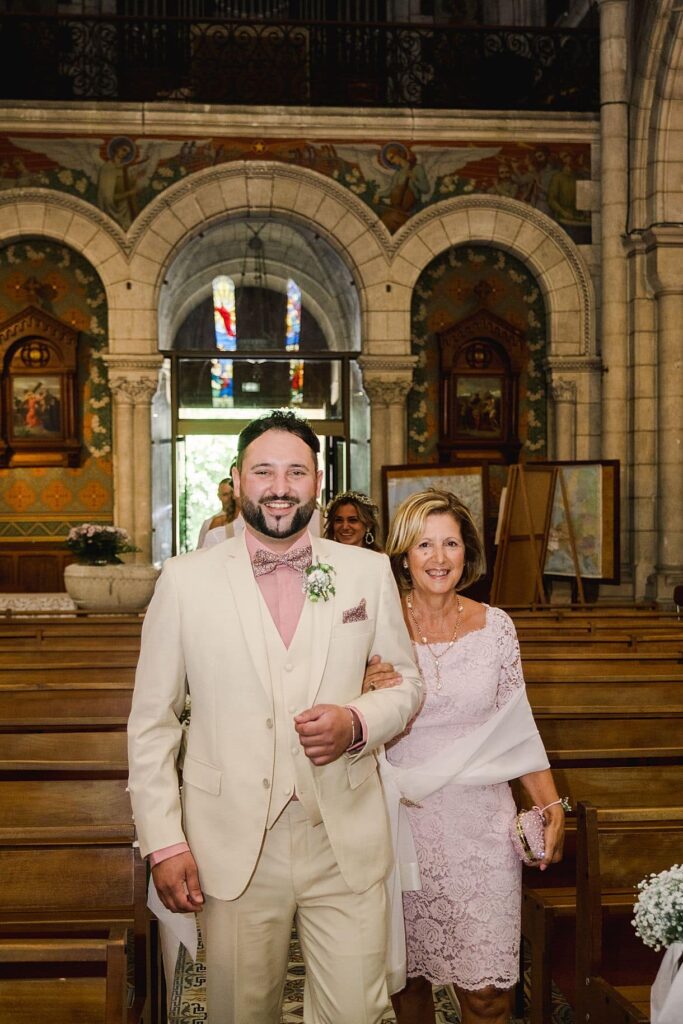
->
xmin=406 ymin=591 xmax=463 ymax=692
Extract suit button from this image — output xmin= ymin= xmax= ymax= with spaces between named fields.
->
xmin=292 ymin=747 xmax=299 ymax=756
xmin=262 ymin=778 xmax=270 ymax=789
xmin=266 ymin=718 xmax=273 ymax=729
xmin=284 ymin=663 xmax=293 ymax=672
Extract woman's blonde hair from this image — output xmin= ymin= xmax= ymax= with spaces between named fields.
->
xmin=385 ymin=488 xmax=485 ymax=594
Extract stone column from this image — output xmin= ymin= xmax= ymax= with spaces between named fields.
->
xmin=550 ymin=378 xmax=577 ymax=461
xmin=359 ymin=355 xmax=416 ymax=511
xmin=644 ymin=227 xmax=683 ymax=603
xmin=597 ymin=0 xmax=631 ymax=566
xmin=626 ymin=233 xmax=658 ymax=600
xmin=104 ymin=356 xmax=161 ymax=563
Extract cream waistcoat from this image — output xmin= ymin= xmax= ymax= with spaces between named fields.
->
xmin=257 ymin=586 xmax=322 ymax=828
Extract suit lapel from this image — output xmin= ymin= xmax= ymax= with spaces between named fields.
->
xmin=307 ymin=537 xmax=337 ymax=703
xmin=221 ymin=534 xmax=272 ymax=701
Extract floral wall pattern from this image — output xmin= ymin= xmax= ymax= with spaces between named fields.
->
xmin=0 ymin=240 xmax=112 ymax=539
xmin=408 ymin=244 xmax=547 ymax=464
xmin=0 ymin=134 xmax=592 ymax=243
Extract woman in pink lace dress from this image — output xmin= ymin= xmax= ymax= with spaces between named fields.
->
xmin=370 ymin=489 xmax=565 ymax=1024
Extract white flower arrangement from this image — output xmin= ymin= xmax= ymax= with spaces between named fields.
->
xmin=633 ymin=864 xmax=683 ymax=951
xmin=302 ymin=559 xmax=336 ymax=603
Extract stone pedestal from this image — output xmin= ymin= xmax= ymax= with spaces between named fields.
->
xmin=64 ymin=562 xmax=160 ymax=611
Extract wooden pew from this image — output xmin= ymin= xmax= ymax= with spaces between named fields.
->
xmin=0 ymin=779 xmax=133 ymax=844
xmin=0 ymin=844 xmax=148 ymax=1023
xmin=521 ymin=765 xmax=683 ymax=1024
xmin=576 ymin=804 xmax=683 ymax=1024
xmin=0 ymin=680 xmax=134 ymax=730
xmin=536 ymin=710 xmax=683 ymax=763
xmin=0 ymin=731 xmax=128 ymax=775
xmin=0 ymin=650 xmax=138 ymax=667
xmin=0 ymin=928 xmax=128 ymax=1024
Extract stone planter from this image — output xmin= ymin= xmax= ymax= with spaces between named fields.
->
xmin=63 ymin=562 xmax=160 ymax=611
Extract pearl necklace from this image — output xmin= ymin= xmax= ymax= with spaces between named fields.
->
xmin=406 ymin=592 xmax=464 ymax=692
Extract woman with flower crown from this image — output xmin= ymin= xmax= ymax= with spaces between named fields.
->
xmin=367 ymin=488 xmax=565 ymax=1024
xmin=323 ymin=490 xmax=382 ymax=551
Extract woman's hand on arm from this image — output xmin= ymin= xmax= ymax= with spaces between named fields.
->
xmin=362 ymin=653 xmax=402 ymax=693
xmin=518 ymin=767 xmax=566 ymax=871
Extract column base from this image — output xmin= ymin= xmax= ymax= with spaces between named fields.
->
xmin=651 ymin=566 xmax=683 ymax=608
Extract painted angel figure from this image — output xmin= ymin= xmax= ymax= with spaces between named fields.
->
xmin=8 ymin=135 xmax=197 ymax=229
xmin=331 ymin=141 xmax=502 ymax=232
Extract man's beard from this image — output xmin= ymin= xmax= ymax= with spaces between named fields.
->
xmin=241 ymin=494 xmax=317 ymax=540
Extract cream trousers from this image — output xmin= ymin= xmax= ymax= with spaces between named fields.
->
xmin=202 ymin=800 xmax=390 ymax=1024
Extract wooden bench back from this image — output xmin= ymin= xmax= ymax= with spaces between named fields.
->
xmin=0 ymin=929 xmax=127 ymax=1024
xmin=0 ymin=685 xmax=132 ymax=730
xmin=575 ymin=804 xmax=683 ymax=1020
xmin=0 ymin=779 xmax=133 ymax=843
xmin=0 ymin=731 xmax=128 ymax=775
xmin=537 ymin=710 xmax=683 ymax=762
xmin=519 ymin=764 xmax=683 ymax=890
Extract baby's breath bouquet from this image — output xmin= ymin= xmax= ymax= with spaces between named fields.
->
xmin=633 ymin=864 xmax=683 ymax=951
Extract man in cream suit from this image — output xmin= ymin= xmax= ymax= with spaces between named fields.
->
xmin=128 ymin=410 xmax=422 ymax=1024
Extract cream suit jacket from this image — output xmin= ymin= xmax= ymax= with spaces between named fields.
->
xmin=127 ymin=532 xmax=422 ymax=900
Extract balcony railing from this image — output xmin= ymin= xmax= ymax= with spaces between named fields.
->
xmin=0 ymin=14 xmax=599 ymax=112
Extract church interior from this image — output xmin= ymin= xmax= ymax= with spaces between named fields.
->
xmin=0 ymin=0 xmax=682 ymax=1021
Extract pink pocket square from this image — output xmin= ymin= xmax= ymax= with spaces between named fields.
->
xmin=342 ymin=599 xmax=368 ymax=624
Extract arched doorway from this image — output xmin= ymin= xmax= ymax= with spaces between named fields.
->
xmin=155 ymin=216 xmax=367 ymax=556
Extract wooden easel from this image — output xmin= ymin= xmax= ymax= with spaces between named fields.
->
xmin=491 ymin=464 xmax=588 ymax=607
xmin=556 ymin=467 xmax=586 ymax=605
xmin=491 ymin=464 xmax=557 ymax=607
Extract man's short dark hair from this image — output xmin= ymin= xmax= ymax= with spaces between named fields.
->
xmin=235 ymin=410 xmax=320 ymax=470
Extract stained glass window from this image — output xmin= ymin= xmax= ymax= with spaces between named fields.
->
xmin=211 ymin=275 xmax=237 ymax=408
xmin=286 ymin=278 xmax=304 ymax=406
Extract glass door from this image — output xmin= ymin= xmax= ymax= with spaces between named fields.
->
xmin=166 ymin=352 xmax=368 ymax=554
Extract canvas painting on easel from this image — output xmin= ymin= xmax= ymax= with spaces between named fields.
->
xmin=540 ymin=460 xmax=620 ymax=584
xmin=545 ymin=464 xmax=602 ymax=577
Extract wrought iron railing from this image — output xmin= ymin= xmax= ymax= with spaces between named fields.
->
xmin=0 ymin=14 xmax=599 ymax=111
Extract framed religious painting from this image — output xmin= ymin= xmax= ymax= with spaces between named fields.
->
xmin=382 ymin=463 xmax=489 ymax=560
xmin=0 ymin=306 xmax=81 ymax=467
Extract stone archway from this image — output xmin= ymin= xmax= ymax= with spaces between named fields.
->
xmin=391 ymin=194 xmax=598 ymax=465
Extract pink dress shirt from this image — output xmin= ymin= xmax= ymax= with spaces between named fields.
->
xmin=149 ymin=528 xmax=365 ymax=866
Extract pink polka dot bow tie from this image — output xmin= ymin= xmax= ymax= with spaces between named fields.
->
xmin=252 ymin=545 xmax=313 ymax=577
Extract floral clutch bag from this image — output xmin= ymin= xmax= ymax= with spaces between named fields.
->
xmin=510 ymin=798 xmax=571 ymax=865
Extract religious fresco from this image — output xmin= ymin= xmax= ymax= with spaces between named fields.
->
xmin=0 ymin=240 xmax=112 ymax=538
xmin=408 ymin=243 xmax=547 ymax=464
xmin=0 ymin=134 xmax=592 ymax=242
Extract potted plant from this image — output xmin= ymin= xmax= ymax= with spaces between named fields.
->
xmin=64 ymin=523 xmax=160 ymax=611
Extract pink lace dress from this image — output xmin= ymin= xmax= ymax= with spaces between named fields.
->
xmin=386 ymin=604 xmax=524 ymax=990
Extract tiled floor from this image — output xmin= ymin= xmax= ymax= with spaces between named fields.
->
xmin=169 ymin=931 xmax=574 ymax=1023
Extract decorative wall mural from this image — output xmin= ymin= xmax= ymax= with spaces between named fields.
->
xmin=408 ymin=244 xmax=547 ymax=463
xmin=0 ymin=134 xmax=592 ymax=241
xmin=0 ymin=240 xmax=112 ymax=538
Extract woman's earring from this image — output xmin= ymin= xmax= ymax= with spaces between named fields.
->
xmin=365 ymin=530 xmax=374 ymax=546
xmin=402 ymin=557 xmax=409 ymax=569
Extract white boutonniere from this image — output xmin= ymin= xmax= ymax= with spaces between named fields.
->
xmin=303 ymin=559 xmax=336 ymax=603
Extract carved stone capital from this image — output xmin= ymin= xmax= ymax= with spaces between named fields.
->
xmin=550 ymin=377 xmax=577 ymax=403
xmin=363 ymin=376 xmax=413 ymax=407
xmin=109 ymin=376 xmax=158 ymax=404
xmin=103 ymin=355 xmax=162 ymax=405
